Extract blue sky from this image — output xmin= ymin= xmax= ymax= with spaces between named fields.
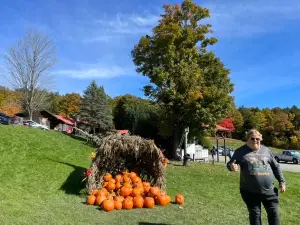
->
xmin=1 ymin=0 xmax=300 ymax=109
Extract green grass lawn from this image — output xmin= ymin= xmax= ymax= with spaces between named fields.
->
xmin=208 ymin=137 xmax=283 ymax=154
xmin=1 ymin=125 xmax=299 ymax=225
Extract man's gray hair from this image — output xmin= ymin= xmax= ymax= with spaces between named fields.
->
xmin=246 ymin=129 xmax=263 ymax=141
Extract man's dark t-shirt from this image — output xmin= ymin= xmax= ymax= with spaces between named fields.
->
xmin=227 ymin=145 xmax=285 ymax=194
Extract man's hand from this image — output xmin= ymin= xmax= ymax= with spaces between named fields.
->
xmin=280 ymin=183 xmax=286 ymax=193
xmin=230 ymin=160 xmax=239 ymax=172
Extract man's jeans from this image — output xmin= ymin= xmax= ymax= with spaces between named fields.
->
xmin=240 ymin=188 xmax=280 ymax=225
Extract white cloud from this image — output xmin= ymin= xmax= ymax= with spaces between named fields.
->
xmin=89 ymin=13 xmax=160 ymax=42
xmin=203 ymin=0 xmax=300 ymax=38
xmin=55 ymin=63 xmax=135 ymax=79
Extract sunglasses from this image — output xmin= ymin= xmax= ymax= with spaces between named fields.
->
xmin=251 ymin=137 xmax=261 ymax=141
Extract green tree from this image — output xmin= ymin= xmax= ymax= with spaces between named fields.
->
xmin=249 ymin=111 xmax=267 ymax=131
xmin=132 ymin=0 xmax=234 ymax=158
xmin=112 ymin=94 xmax=160 ymax=138
xmin=58 ymin=93 xmax=82 ymax=117
xmin=79 ymin=80 xmax=114 ymax=133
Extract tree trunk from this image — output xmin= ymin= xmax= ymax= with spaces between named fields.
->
xmin=171 ymin=123 xmax=183 ymax=160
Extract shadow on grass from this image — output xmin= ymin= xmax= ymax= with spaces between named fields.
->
xmin=62 ymin=132 xmax=98 ymax=148
xmin=138 ymin=223 xmax=171 ymax=225
xmin=46 ymin=158 xmax=87 ymax=196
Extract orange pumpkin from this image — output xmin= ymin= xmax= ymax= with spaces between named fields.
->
xmin=149 ymin=187 xmax=160 ymax=197
xmin=102 ymin=199 xmax=114 ymax=212
xmin=115 ymin=182 xmax=122 ymax=190
xmin=143 ymin=186 xmax=151 ymax=194
xmin=104 ymin=173 xmax=112 ymax=182
xmin=103 ymin=182 xmax=109 ymax=188
xmin=166 ymin=195 xmax=171 ymax=204
xmin=91 ymin=189 xmax=98 ymax=196
xmin=95 ymin=195 xmax=106 ymax=206
xmin=122 ymin=182 xmax=132 ymax=188
xmin=131 ymin=187 xmax=141 ymax=197
xmin=87 ymin=195 xmax=96 ymax=205
xmin=144 ymin=197 xmax=155 ymax=208
xmin=133 ymin=196 xmax=144 ymax=208
xmin=157 ymin=195 xmax=169 ymax=206
xmin=114 ymin=196 xmax=124 ymax=202
xmin=123 ymin=175 xmax=131 ymax=183
xmin=175 ymin=194 xmax=184 ymax=205
xmin=106 ymin=182 xmax=116 ymax=191
xmin=114 ymin=200 xmax=122 ymax=210
xmin=110 ymin=178 xmax=116 ymax=184
xmin=122 ymin=198 xmax=134 ymax=210
xmin=115 ymin=174 xmax=122 ymax=182
xmin=120 ymin=187 xmax=132 ymax=197
xmin=96 ymin=188 xmax=108 ymax=197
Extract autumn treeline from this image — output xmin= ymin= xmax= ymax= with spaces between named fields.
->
xmin=220 ymin=106 xmax=300 ymax=150
xmin=1 ymin=84 xmax=300 ymax=150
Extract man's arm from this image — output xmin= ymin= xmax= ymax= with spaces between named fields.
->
xmin=269 ymin=149 xmax=285 ymax=184
xmin=226 ymin=150 xmax=239 ymax=171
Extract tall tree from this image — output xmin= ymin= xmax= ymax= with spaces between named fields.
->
xmin=2 ymin=29 xmax=57 ymax=119
xmin=79 ymin=80 xmax=114 ymax=133
xmin=58 ymin=93 xmax=82 ymax=118
xmin=132 ymin=0 xmax=233 ymax=158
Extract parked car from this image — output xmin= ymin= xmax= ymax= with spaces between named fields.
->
xmin=23 ymin=120 xmax=49 ymax=130
xmin=274 ymin=150 xmax=300 ymax=164
xmin=0 ymin=112 xmax=12 ymax=125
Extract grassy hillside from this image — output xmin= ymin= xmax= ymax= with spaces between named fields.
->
xmin=207 ymin=137 xmax=283 ymax=153
xmin=0 ymin=125 xmax=299 ymax=225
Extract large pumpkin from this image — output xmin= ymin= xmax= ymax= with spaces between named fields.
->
xmin=144 ymin=197 xmax=155 ymax=208
xmin=122 ymin=198 xmax=134 ymax=210
xmin=102 ymin=199 xmax=114 ymax=212
xmin=133 ymin=196 xmax=144 ymax=208
xmin=87 ymin=195 xmax=96 ymax=205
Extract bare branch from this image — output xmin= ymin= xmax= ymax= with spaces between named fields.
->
xmin=1 ymin=28 xmax=57 ymax=119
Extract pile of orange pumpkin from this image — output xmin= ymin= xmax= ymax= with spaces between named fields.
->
xmin=86 ymin=170 xmax=184 ymax=212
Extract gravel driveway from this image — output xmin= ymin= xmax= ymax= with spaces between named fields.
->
xmin=208 ymin=156 xmax=300 ymax=172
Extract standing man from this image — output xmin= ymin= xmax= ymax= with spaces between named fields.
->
xmin=227 ymin=129 xmax=286 ymax=225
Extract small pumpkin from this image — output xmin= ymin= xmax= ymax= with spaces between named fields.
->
xmin=102 ymin=199 xmax=114 ymax=212
xmin=114 ymin=200 xmax=122 ymax=210
xmin=115 ymin=174 xmax=122 ymax=182
xmin=144 ymin=197 xmax=155 ymax=208
xmin=120 ymin=187 xmax=132 ymax=197
xmin=91 ymin=189 xmax=98 ymax=196
xmin=95 ymin=195 xmax=106 ymax=206
xmin=122 ymin=198 xmax=134 ymax=210
xmin=115 ymin=182 xmax=122 ymax=190
xmin=106 ymin=182 xmax=116 ymax=191
xmin=175 ymin=194 xmax=184 ymax=205
xmin=131 ymin=187 xmax=141 ymax=197
xmin=114 ymin=196 xmax=124 ymax=202
xmin=87 ymin=195 xmax=96 ymax=205
xmin=149 ymin=187 xmax=160 ymax=197
xmin=96 ymin=188 xmax=108 ymax=197
xmin=104 ymin=173 xmax=112 ymax=182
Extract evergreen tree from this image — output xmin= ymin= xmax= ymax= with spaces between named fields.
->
xmin=79 ymin=80 xmax=114 ymax=132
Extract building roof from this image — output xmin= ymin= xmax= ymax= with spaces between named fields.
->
xmin=216 ymin=124 xmax=230 ymax=132
xmin=55 ymin=115 xmax=74 ymax=126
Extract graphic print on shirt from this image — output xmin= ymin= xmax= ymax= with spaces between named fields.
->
xmin=246 ymin=154 xmax=269 ymax=176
